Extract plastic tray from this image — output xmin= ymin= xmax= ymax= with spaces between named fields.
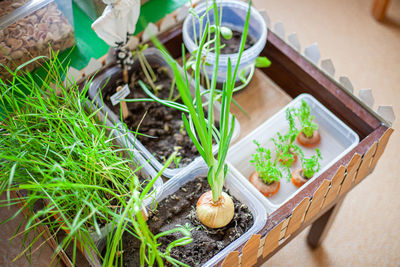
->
xmin=88 ymin=47 xmax=240 ymax=179
xmin=227 ymin=93 xmax=360 ymax=213
xmin=160 ymin=161 xmax=267 ymax=267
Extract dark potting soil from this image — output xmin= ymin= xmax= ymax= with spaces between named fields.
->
xmin=210 ymin=30 xmax=256 ymax=54
xmin=120 ymin=177 xmax=254 ymax=267
xmin=102 ymin=65 xmax=202 ymax=169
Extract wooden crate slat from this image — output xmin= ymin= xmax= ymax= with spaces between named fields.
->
xmin=279 ymin=217 xmax=290 ymax=240
xmin=222 ymin=251 xmax=240 ymax=267
xmin=354 ymin=142 xmax=378 ymax=184
xmin=322 ymin=165 xmax=346 ymax=209
xmin=304 ymin=180 xmax=331 ymax=223
xmin=257 ymin=236 xmax=266 ymax=258
xmin=285 ymin=197 xmax=311 ymax=237
xmin=369 ymin=128 xmax=394 ymax=171
xmin=339 ymin=153 xmax=362 ymax=195
xmin=281 ymin=216 xmax=290 ymax=229
xmin=241 ymin=234 xmax=261 ymax=267
xmin=262 ymin=220 xmax=285 ymax=258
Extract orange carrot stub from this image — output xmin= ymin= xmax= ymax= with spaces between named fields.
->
xmin=249 ymin=171 xmax=280 ymax=197
xmin=296 ymin=130 xmax=321 ymax=148
xmin=291 ymin=168 xmax=311 ymax=188
xmin=279 ymin=151 xmax=298 ymax=166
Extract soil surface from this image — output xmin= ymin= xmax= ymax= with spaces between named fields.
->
xmin=120 ymin=177 xmax=254 ymax=266
xmin=210 ymin=30 xmax=256 ymax=54
xmin=102 ymin=65 xmax=202 ymax=169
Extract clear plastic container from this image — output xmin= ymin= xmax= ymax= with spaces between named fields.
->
xmin=0 ymin=0 xmax=32 ymax=17
xmin=159 ymin=161 xmax=267 ymax=267
xmin=74 ymin=0 xmax=106 ymax=21
xmin=0 ymin=0 xmax=75 ymax=80
xmin=227 ymin=94 xmax=360 ymax=213
xmin=88 ymin=48 xmax=240 ymax=179
xmin=182 ymin=0 xmax=267 ymax=83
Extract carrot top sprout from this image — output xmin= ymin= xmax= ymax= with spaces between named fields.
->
xmin=250 ymin=140 xmax=282 ymax=184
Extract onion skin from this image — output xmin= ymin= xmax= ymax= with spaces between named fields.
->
xmin=196 ymin=191 xmax=234 ymax=229
xmin=297 ymin=130 xmax=321 ymax=148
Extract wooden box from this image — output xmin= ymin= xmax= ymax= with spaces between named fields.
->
xmin=25 ymin=7 xmax=394 ymax=266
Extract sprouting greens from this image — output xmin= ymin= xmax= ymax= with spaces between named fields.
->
xmin=0 ymin=51 xmax=192 ymax=267
xmin=272 ymin=132 xmax=302 ymax=167
xmin=131 ymin=44 xmax=160 ymax=94
xmin=295 ymin=100 xmax=318 ymax=138
xmin=150 ymin=0 xmax=252 ymax=205
xmin=250 ymin=140 xmax=282 ymax=184
xmin=301 ymin=148 xmax=322 ymax=179
xmin=272 ymin=109 xmax=303 ymax=168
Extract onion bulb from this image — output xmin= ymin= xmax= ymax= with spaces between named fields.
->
xmin=196 ymin=190 xmax=234 ymax=228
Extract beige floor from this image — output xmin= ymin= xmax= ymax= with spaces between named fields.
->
xmin=253 ymin=0 xmax=400 ymax=266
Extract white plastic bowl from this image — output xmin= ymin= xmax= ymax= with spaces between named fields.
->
xmin=182 ymin=0 xmax=267 ymax=83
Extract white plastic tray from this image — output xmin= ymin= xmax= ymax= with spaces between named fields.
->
xmin=88 ymin=48 xmax=240 ymax=179
xmin=160 ymin=161 xmax=267 ymax=267
xmin=227 ymin=94 xmax=359 ymax=213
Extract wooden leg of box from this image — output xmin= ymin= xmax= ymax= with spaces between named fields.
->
xmin=306 ymin=198 xmax=344 ymax=249
xmin=372 ymin=0 xmax=391 ymax=21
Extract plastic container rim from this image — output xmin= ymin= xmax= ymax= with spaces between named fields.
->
xmin=182 ymin=0 xmax=267 ymax=64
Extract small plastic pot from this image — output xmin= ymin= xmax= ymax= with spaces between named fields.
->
xmin=182 ymin=0 xmax=267 ymax=83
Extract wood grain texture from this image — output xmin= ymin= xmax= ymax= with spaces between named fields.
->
xmin=286 ymin=197 xmax=311 ymax=237
xmin=370 ymin=128 xmax=394 ymax=171
xmin=262 ymin=220 xmax=286 ymax=258
xmin=354 ymin=142 xmax=378 ymax=184
xmin=241 ymin=234 xmax=261 ymax=267
xmin=322 ymin=165 xmax=346 ymax=209
xmin=304 ymin=180 xmax=331 ymax=223
xmin=339 ymin=153 xmax=362 ymax=195
xmin=221 ymin=251 xmax=240 ymax=267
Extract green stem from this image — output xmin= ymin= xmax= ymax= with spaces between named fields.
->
xmin=210 ymin=159 xmax=225 ymax=202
